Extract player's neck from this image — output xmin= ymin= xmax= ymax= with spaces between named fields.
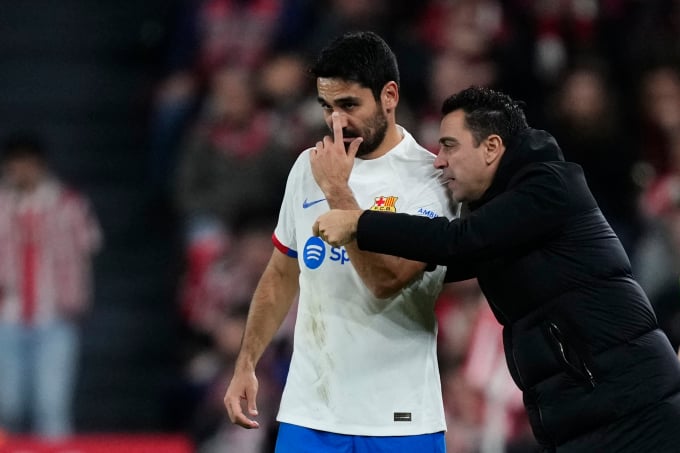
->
xmin=360 ymin=124 xmax=403 ymax=160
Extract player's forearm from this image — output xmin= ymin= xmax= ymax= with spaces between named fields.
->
xmin=324 ymin=185 xmax=360 ymax=210
xmin=235 ymin=262 xmax=298 ymax=371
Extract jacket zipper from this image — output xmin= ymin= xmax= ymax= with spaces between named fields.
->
xmin=548 ymin=322 xmax=596 ymax=389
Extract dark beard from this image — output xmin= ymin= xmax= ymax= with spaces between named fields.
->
xmin=344 ymin=110 xmax=388 ymax=157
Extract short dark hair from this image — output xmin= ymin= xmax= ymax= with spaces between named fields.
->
xmin=1 ymin=132 xmax=46 ymax=163
xmin=310 ymin=31 xmax=400 ymax=101
xmin=442 ymin=86 xmax=528 ymax=146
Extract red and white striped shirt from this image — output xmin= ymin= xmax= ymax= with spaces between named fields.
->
xmin=0 ymin=178 xmax=101 ymax=324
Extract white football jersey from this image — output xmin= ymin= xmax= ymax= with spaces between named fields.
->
xmin=273 ymin=127 xmax=456 ymax=436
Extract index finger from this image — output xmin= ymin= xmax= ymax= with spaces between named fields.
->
xmin=332 ymin=112 xmax=344 ymax=145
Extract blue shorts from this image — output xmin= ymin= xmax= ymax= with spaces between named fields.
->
xmin=274 ymin=422 xmax=446 ymax=453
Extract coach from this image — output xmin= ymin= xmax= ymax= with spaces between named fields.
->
xmin=313 ymin=86 xmax=680 ymax=452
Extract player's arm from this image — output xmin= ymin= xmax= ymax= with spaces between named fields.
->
xmin=224 ymin=248 xmax=300 ymax=428
xmin=324 ymin=188 xmax=427 ymax=299
xmin=310 ymin=112 xmax=427 ymax=298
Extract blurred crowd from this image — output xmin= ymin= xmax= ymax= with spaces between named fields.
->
xmin=144 ymin=0 xmax=680 ymax=452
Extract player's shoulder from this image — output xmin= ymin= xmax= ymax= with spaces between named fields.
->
xmin=287 ymin=147 xmax=314 ymax=176
xmin=397 ymin=129 xmax=436 ymax=160
xmin=293 ymin=147 xmax=314 ymax=165
xmin=398 ymin=142 xmax=440 ymax=178
xmin=57 ymin=186 xmax=92 ymax=212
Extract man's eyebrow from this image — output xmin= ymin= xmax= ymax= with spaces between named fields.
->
xmin=316 ymin=96 xmax=361 ymax=105
xmin=439 ymin=136 xmax=458 ymax=145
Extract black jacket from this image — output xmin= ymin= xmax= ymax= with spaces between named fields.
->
xmin=356 ymin=128 xmax=680 ymax=452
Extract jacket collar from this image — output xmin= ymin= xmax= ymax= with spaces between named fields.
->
xmin=468 ymin=128 xmax=564 ymax=210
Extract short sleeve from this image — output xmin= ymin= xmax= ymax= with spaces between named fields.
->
xmin=273 ymin=151 xmax=308 ymax=258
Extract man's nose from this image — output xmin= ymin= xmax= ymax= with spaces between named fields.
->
xmin=433 ymin=152 xmax=447 ymax=169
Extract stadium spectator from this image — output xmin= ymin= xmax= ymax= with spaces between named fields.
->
xmin=173 ymin=65 xmax=292 ymax=320
xmin=544 ymin=58 xmax=641 ymax=252
xmin=148 ymin=0 xmax=283 ymax=196
xmin=0 ymin=133 xmax=102 ymax=438
xmin=630 ymin=64 xmax=680 ymax=300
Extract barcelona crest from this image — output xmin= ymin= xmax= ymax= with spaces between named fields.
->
xmin=369 ymin=196 xmax=398 ymax=212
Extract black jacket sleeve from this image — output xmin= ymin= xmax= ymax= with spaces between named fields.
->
xmin=356 ymin=164 xmax=574 ymax=279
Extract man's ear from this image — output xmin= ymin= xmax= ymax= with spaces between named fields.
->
xmin=382 ymin=81 xmax=399 ymax=112
xmin=484 ymin=134 xmax=504 ymax=165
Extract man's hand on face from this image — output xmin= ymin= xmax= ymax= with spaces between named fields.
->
xmin=310 ymin=112 xmax=363 ymax=195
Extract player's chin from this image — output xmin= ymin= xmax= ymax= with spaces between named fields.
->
xmin=447 ymin=181 xmax=462 ymax=199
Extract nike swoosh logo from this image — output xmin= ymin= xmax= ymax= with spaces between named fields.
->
xmin=302 ymin=197 xmax=326 ymax=209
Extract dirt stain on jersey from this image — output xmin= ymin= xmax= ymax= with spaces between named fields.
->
xmin=308 ymin=302 xmax=327 ymax=348
xmin=317 ymin=380 xmax=330 ymax=405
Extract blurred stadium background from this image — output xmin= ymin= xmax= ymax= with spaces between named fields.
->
xmin=1 ymin=1 xmax=680 ymax=452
